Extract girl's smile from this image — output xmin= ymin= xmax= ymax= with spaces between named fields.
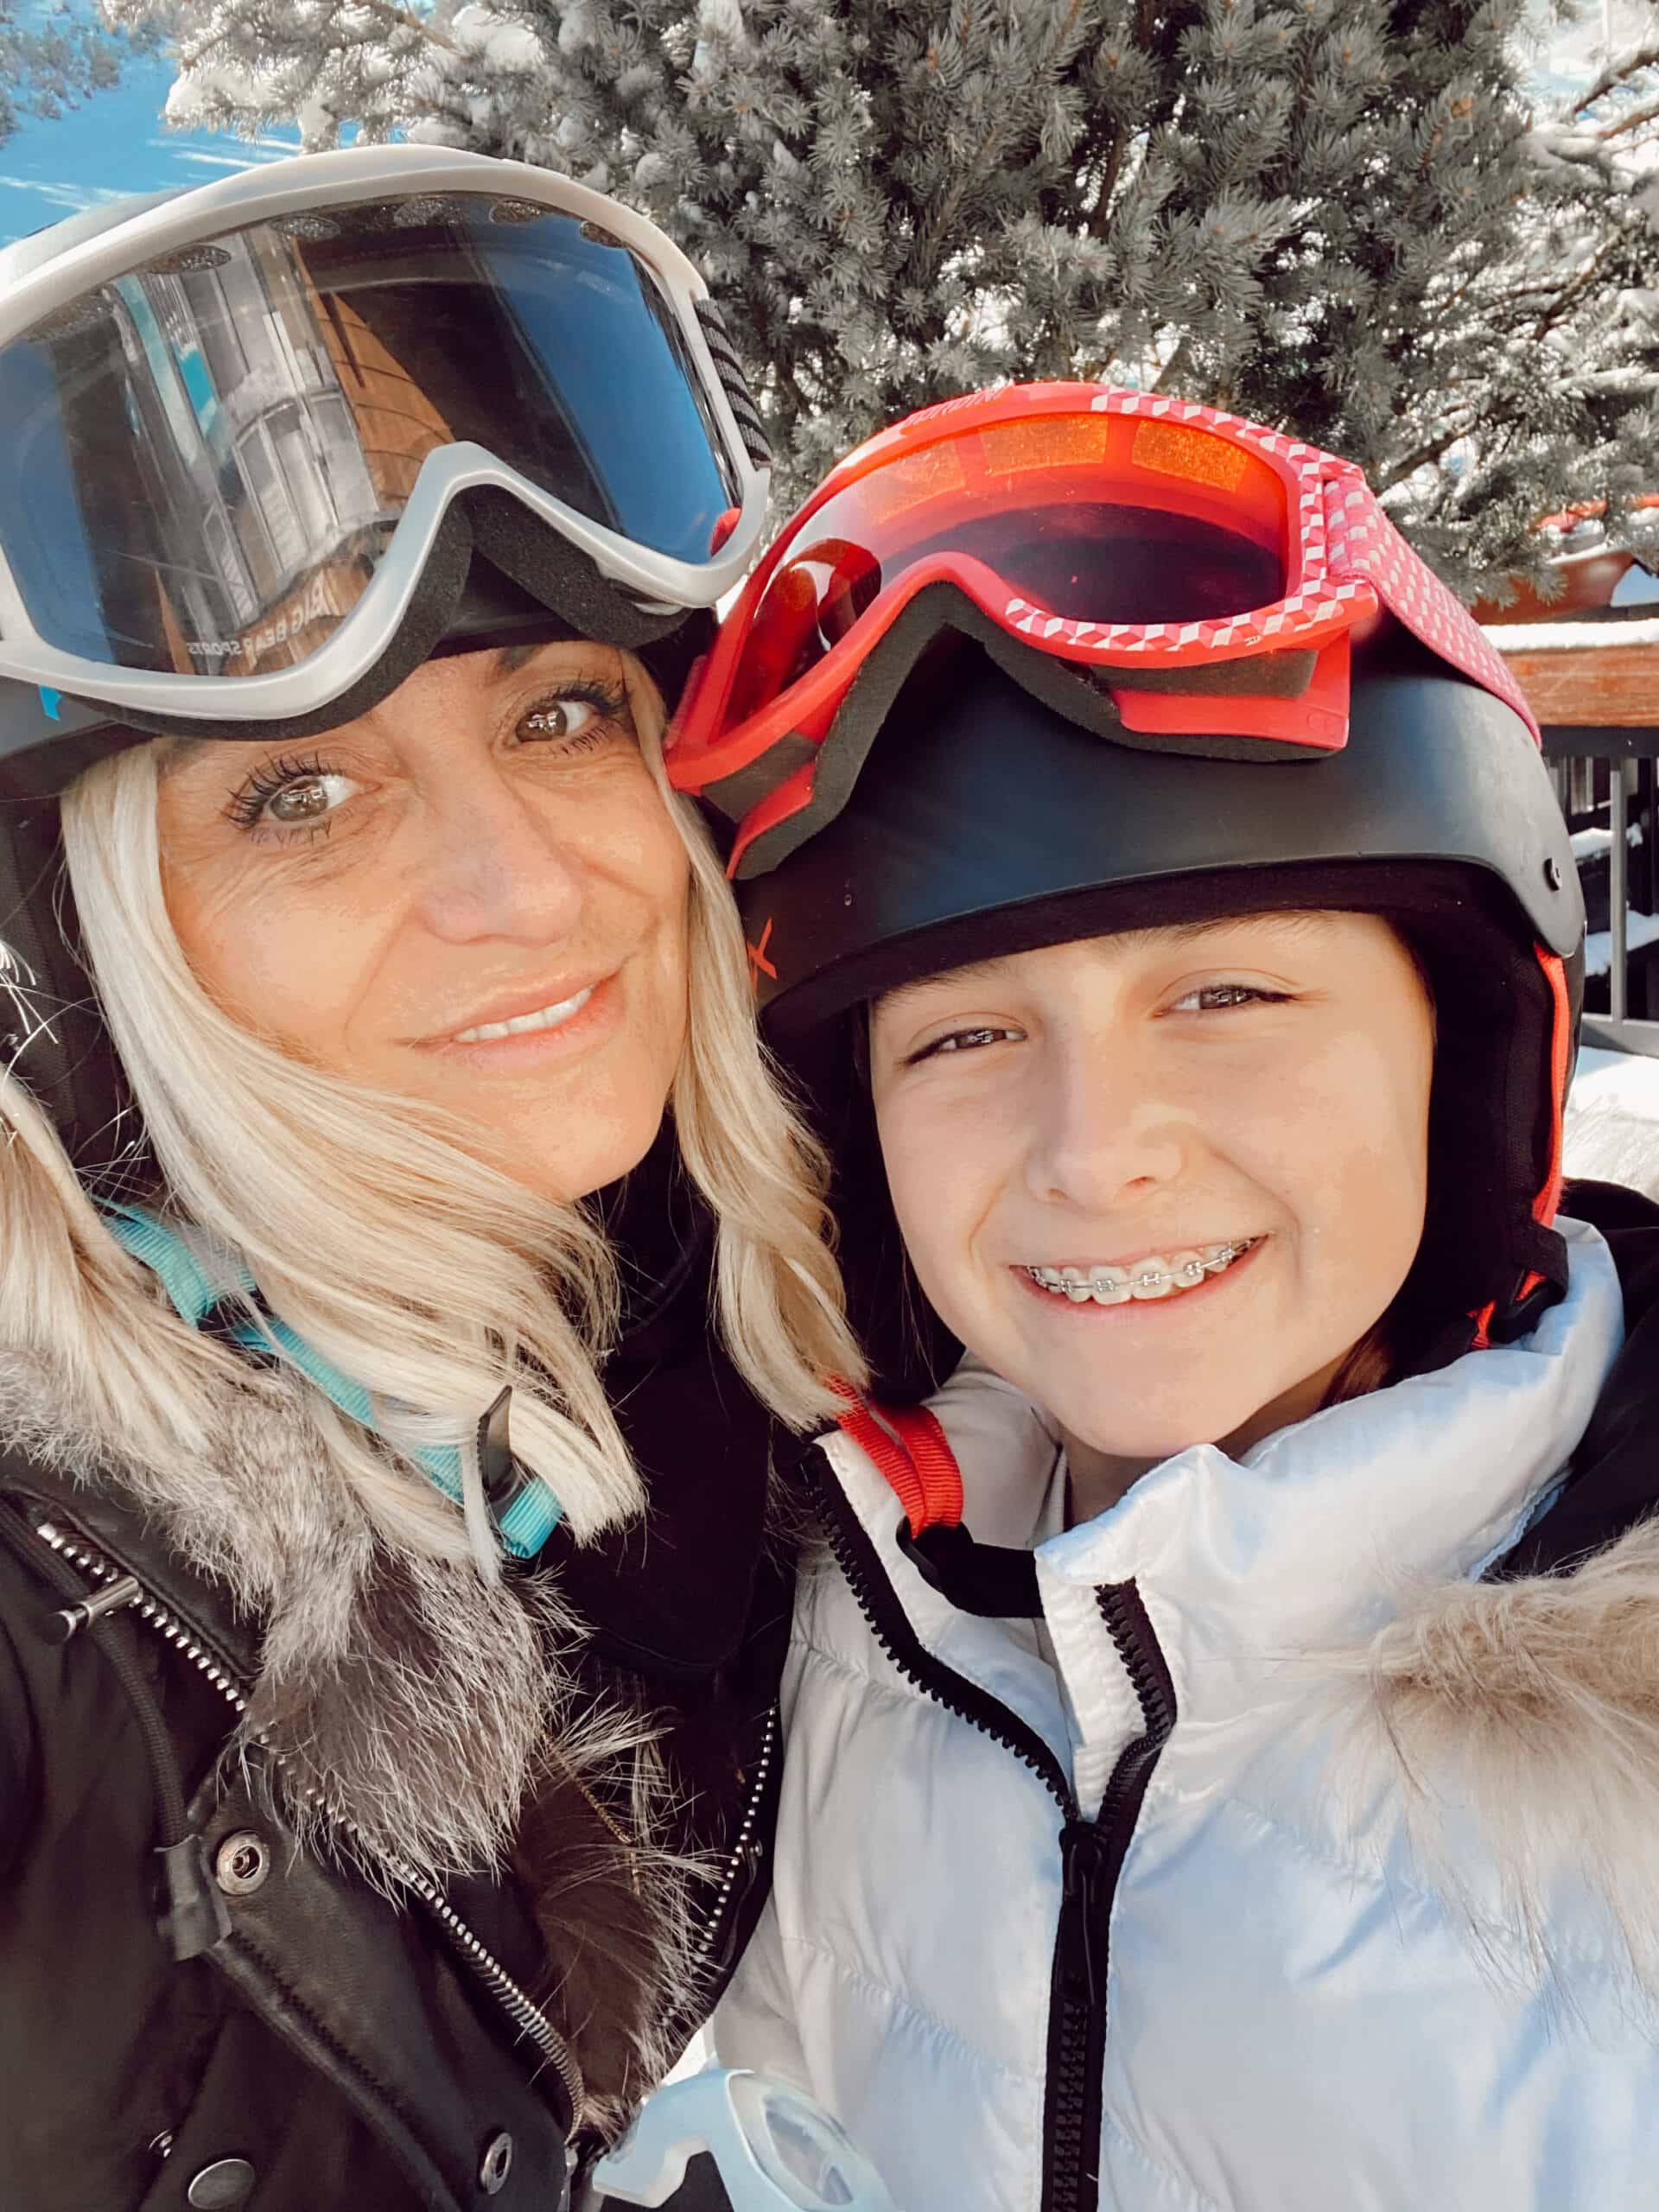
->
xmin=1019 ymin=1235 xmax=1264 ymax=1306
xmin=869 ymin=910 xmax=1435 ymax=1520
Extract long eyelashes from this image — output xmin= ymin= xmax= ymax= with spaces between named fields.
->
xmin=221 ymin=677 xmax=635 ymax=837
xmin=222 ymin=750 xmax=332 ymax=830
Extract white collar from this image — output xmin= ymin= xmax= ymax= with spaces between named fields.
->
xmin=819 ymin=1220 xmax=1624 ymax=1760
xmin=1027 ymin=1215 xmax=1624 ymax=1719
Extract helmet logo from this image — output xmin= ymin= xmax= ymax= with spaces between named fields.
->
xmin=38 ymin=688 xmax=62 ymax=721
xmin=747 ymin=917 xmax=777 ymax=994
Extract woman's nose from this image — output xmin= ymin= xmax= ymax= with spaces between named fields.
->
xmin=411 ymin=770 xmax=587 ymax=947
xmin=1023 ymin=1039 xmax=1187 ymax=1207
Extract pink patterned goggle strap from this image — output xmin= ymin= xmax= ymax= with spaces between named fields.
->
xmin=1322 ymin=474 xmax=1540 ymax=744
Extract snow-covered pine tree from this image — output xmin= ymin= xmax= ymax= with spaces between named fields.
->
xmin=113 ymin=0 xmax=1659 ymax=600
xmin=1 ymin=0 xmax=140 ymax=143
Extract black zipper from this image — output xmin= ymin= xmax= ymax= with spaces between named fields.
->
xmin=808 ymin=1441 xmax=1176 ymax=2212
xmin=688 ymin=1703 xmax=779 ymax=1982
xmin=650 ymin=1700 xmax=781 ymax=2069
xmin=22 ymin=1508 xmax=588 ymax=2128
xmin=1042 ymin=1584 xmax=1177 ymax=2211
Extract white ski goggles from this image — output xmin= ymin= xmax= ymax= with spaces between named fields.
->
xmin=0 ymin=145 xmax=770 ymax=733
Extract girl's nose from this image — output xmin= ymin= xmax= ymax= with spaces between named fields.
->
xmin=1023 ymin=1037 xmax=1187 ymax=1209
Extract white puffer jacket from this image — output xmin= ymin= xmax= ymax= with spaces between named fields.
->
xmin=715 ymin=1218 xmax=1659 ymax=2212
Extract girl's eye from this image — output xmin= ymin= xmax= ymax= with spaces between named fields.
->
xmin=518 ymin=682 xmax=629 ymax=748
xmin=1167 ymin=982 xmax=1289 ymax=1013
xmin=910 ymin=1024 xmax=1022 ymax=1063
xmin=225 ymin=755 xmax=359 ymax=835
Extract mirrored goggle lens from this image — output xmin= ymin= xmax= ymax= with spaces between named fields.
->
xmin=0 ymin=192 xmax=739 ymax=680
xmin=726 ymin=411 xmax=1288 ymax=726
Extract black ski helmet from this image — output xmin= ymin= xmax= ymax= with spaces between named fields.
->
xmin=0 ymin=181 xmax=721 ymax=1183
xmin=733 ymin=612 xmax=1582 ymax=1375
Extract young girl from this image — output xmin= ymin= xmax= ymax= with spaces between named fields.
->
xmin=669 ymin=388 xmax=1659 ymax=2211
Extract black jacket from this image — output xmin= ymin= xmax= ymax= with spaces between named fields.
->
xmin=0 ymin=1176 xmax=787 ymax=2212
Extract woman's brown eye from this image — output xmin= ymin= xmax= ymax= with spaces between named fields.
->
xmin=268 ymin=779 xmax=332 ymax=823
xmin=260 ymin=771 xmax=359 ymax=826
xmin=524 ymin=698 xmax=597 ymax=740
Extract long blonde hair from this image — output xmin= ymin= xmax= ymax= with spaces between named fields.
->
xmin=8 ymin=663 xmax=861 ymax=1573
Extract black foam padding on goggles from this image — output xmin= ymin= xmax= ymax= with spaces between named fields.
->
xmin=714 ymin=582 xmax=1336 ymax=883
xmin=742 ymin=628 xmax=1581 ymax=1037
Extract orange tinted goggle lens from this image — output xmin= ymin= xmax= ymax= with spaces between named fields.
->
xmin=725 ymin=410 xmax=1290 ymax=727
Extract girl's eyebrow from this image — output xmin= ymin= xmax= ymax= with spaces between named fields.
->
xmin=881 ymin=912 xmax=1333 ymax=1010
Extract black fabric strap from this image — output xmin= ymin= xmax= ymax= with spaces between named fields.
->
xmin=898 ymin=1519 xmax=1042 ymax=1619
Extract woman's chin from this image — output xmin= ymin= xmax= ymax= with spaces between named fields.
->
xmin=426 ymin=1087 xmax=671 ymax=1207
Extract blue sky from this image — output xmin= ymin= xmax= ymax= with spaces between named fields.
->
xmin=0 ymin=5 xmax=1643 ymax=251
xmin=0 ymin=45 xmax=297 ymax=249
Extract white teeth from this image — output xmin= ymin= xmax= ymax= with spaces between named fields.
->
xmin=454 ymin=986 xmax=594 ymax=1045
xmin=1027 ymin=1239 xmax=1256 ymax=1304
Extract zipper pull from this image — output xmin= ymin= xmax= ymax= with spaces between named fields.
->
xmin=1059 ymin=1820 xmax=1109 ymax=2012
xmin=157 ymin=1834 xmax=232 ymax=1961
xmin=45 ymin=1573 xmax=142 ymax=1643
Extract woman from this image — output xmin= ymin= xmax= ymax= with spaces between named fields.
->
xmin=671 ymin=387 xmax=1659 ymax=2209
xmin=0 ymin=149 xmax=861 ymax=2209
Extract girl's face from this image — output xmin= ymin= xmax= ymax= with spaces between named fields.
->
xmin=869 ymin=912 xmax=1435 ymax=1478
xmin=156 ymin=639 xmax=691 ymax=1205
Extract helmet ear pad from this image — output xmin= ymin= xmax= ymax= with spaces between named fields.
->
xmin=1384 ymin=908 xmax=1573 ymax=1357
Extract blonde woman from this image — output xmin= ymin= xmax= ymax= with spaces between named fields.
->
xmin=0 ymin=154 xmax=861 ymax=2209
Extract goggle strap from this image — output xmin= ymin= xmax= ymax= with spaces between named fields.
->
xmin=1324 ymin=479 xmax=1540 ymax=741
xmin=694 ymin=299 xmax=772 ymax=469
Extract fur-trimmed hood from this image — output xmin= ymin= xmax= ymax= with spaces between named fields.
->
xmin=0 ymin=1338 xmax=700 ymax=2131
xmin=0 ymin=1344 xmax=582 ymax=1885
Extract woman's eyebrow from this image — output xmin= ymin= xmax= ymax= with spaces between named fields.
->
xmin=156 ymin=735 xmax=209 ymax=780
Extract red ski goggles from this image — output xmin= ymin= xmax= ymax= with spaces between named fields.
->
xmin=667 ymin=384 xmax=1538 ymax=878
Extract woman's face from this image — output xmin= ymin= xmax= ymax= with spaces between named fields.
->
xmin=157 ymin=640 xmax=691 ymax=1204
xmin=868 ymin=912 xmax=1435 ymax=1476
